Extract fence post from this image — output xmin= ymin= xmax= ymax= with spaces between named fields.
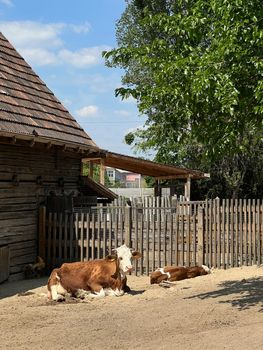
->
xmin=38 ymin=206 xmax=46 ymax=262
xmin=197 ymin=208 xmax=204 ymax=266
xmin=125 ymin=206 xmax=132 ymax=247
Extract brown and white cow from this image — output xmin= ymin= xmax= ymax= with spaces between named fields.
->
xmin=47 ymin=244 xmax=141 ymax=301
xmin=150 ymin=265 xmax=211 ymax=285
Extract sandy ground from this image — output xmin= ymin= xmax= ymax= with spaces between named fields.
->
xmin=0 ymin=266 xmax=263 ymax=350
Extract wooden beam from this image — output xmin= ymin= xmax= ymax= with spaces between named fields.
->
xmin=100 ymin=158 xmax=105 ymax=185
xmin=155 ymin=174 xmax=194 ymax=180
xmin=82 ymin=157 xmax=104 ymax=162
xmin=184 ymin=176 xmax=191 ymax=201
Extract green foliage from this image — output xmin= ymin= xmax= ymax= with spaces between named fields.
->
xmin=82 ymin=163 xmax=112 ymax=188
xmin=103 ymin=0 xmax=263 ymax=198
xmin=124 ymin=132 xmax=135 ymax=145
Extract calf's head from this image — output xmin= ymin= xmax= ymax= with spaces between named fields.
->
xmin=115 ymin=244 xmax=141 ymax=273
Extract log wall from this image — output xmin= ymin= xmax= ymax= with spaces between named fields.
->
xmin=0 ymin=141 xmax=82 ymax=281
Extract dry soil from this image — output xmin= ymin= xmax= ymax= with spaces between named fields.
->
xmin=0 ymin=265 xmax=263 ymax=350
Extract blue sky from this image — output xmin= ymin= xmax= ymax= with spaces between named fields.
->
xmin=0 ymin=0 xmax=146 ymax=155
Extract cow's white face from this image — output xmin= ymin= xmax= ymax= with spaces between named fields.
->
xmin=115 ymin=244 xmax=141 ymax=273
xmin=116 ymin=245 xmax=133 ymax=273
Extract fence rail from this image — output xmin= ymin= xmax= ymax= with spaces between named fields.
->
xmin=39 ymin=199 xmax=263 ymax=274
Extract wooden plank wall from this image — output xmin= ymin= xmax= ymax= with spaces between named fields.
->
xmin=42 ymin=199 xmax=263 ymax=274
xmin=0 ymin=142 xmax=82 ymax=281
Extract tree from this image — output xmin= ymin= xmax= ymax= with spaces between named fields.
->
xmin=103 ymin=0 xmax=263 ymax=197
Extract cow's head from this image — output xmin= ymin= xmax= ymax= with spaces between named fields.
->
xmin=114 ymin=244 xmax=141 ymax=273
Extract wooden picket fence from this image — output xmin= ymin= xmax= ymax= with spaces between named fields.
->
xmin=39 ymin=199 xmax=263 ymax=274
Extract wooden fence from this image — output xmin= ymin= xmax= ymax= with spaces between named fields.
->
xmin=39 ymin=199 xmax=263 ymax=274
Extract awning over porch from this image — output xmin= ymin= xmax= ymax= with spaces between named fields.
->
xmin=82 ymin=150 xmax=209 ymax=200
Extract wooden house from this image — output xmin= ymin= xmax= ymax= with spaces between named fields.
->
xmin=0 ymin=32 xmax=116 ymax=282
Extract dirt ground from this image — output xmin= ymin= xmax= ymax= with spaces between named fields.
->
xmin=0 ymin=266 xmax=263 ymax=350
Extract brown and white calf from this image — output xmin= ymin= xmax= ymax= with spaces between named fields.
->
xmin=47 ymin=245 xmax=141 ymax=301
xmin=150 ymin=265 xmax=211 ymax=285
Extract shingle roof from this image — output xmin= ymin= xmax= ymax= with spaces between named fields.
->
xmin=0 ymin=32 xmax=97 ymax=148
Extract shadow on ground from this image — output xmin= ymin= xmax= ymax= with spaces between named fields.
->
xmin=185 ymin=277 xmax=263 ymax=312
xmin=0 ymin=277 xmax=47 ymax=299
xmin=127 ymin=289 xmax=145 ymax=296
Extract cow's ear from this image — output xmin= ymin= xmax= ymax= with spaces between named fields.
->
xmin=132 ymin=251 xmax=141 ymax=260
xmin=105 ymin=254 xmax=117 ymax=262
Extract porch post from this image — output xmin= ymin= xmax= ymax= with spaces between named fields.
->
xmin=100 ymin=158 xmax=105 ymax=185
xmin=184 ymin=176 xmax=191 ymax=201
xmin=154 ymin=179 xmax=161 ymax=197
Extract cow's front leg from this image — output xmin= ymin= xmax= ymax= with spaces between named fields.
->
xmin=85 ymin=283 xmax=106 ymax=298
xmin=104 ymin=278 xmax=125 ymax=296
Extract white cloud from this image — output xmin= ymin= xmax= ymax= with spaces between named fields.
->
xmin=0 ymin=21 xmax=64 ymax=48
xmin=69 ymin=22 xmax=91 ymax=34
xmin=0 ymin=20 xmax=108 ymax=68
xmin=58 ymin=46 xmax=110 ymax=67
xmin=18 ymin=48 xmax=57 ymax=66
xmin=69 ymin=73 xmax=119 ymax=93
xmin=114 ymin=109 xmax=133 ymax=117
xmin=0 ymin=0 xmax=13 ymax=7
xmin=76 ymin=105 xmax=98 ymax=117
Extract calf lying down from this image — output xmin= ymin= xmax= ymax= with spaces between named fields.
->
xmin=47 ymin=245 xmax=141 ymax=301
xmin=150 ymin=265 xmax=211 ymax=286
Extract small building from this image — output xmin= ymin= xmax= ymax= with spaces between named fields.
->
xmin=105 ymin=167 xmax=125 ymax=185
xmin=124 ymin=172 xmax=145 ymax=188
xmin=0 ymin=32 xmax=114 ymax=282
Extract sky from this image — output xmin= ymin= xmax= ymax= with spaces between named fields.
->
xmin=0 ymin=0 xmax=146 ymax=156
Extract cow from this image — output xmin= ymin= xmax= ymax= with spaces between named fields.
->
xmin=47 ymin=244 xmax=141 ymax=301
xmin=150 ymin=265 xmax=211 ymax=286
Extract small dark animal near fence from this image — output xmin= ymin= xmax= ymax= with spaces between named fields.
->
xmin=39 ymin=199 xmax=263 ymax=274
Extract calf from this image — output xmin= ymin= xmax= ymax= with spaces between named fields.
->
xmin=47 ymin=244 xmax=141 ymax=301
xmin=150 ymin=265 xmax=211 ymax=285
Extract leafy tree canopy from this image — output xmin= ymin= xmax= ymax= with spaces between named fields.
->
xmin=104 ymin=0 xmax=263 ymax=166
